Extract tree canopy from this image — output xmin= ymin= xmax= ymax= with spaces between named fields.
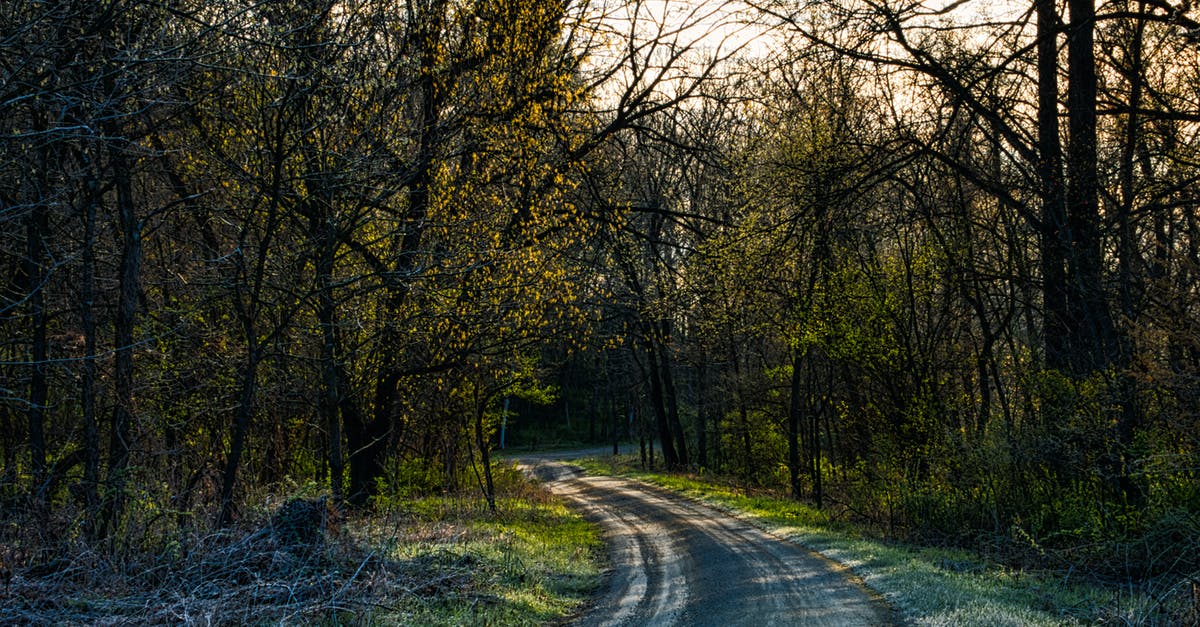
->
xmin=2 ymin=0 xmax=1199 ymax=585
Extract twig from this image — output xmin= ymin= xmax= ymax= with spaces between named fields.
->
xmin=332 ymin=549 xmax=375 ymax=602
xmin=403 ymin=572 xmax=464 ymax=596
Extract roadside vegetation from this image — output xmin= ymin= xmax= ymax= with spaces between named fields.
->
xmin=576 ymin=453 xmax=1197 ymax=627
xmin=5 ymin=1 xmax=1200 ymax=623
xmin=1 ymin=463 xmax=603 ymax=626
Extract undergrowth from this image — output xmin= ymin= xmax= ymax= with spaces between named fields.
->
xmin=0 ymin=462 xmax=603 ymax=626
xmin=575 ymin=454 xmax=1199 ymax=626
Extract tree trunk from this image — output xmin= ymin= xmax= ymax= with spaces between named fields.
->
xmin=349 ymin=3 xmax=446 ymax=505
xmin=787 ymin=349 xmax=803 ymax=500
xmin=644 ymin=339 xmax=680 ymax=468
xmin=1037 ymin=0 xmax=1070 ymax=373
xmin=316 ymin=219 xmax=344 ymax=505
xmin=1066 ymin=0 xmax=1118 ymax=376
xmin=102 ymin=145 xmax=140 ymax=536
xmin=727 ymin=339 xmax=753 ymax=477
xmin=1112 ymin=1 xmax=1149 ymax=507
xmin=639 ymin=405 xmax=647 ymax=468
xmin=475 ymin=403 xmax=496 ymax=513
xmin=80 ymin=164 xmax=101 ymax=536
xmin=810 ymin=405 xmax=824 ymax=509
xmin=657 ymin=323 xmax=688 ymax=467
xmin=24 ymin=207 xmax=48 ymax=513
xmin=217 ymin=351 xmax=260 ymax=528
xmin=696 ymin=357 xmax=708 ymax=468
xmin=349 ymin=367 xmax=396 ymax=506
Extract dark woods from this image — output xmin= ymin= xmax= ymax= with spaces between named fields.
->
xmin=1 ymin=0 xmax=1199 ymax=590
xmin=0 ymin=0 xmax=602 ymax=541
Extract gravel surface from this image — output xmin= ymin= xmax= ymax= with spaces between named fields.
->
xmin=518 ymin=452 xmax=897 ymax=627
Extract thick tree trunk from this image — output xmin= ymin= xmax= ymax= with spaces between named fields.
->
xmin=349 ymin=4 xmax=447 ymax=504
xmin=1112 ymin=2 xmax=1149 ymax=507
xmin=349 ymin=367 xmax=396 ymax=506
xmin=1066 ymin=0 xmax=1119 ymax=376
xmin=1037 ymin=0 xmax=1070 ymax=374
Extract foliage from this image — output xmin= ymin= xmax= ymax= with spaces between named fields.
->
xmin=3 ymin=0 xmax=1200 ymax=612
xmin=561 ymin=0 xmax=1200 ymax=592
xmin=0 ymin=0 xmax=615 ymax=535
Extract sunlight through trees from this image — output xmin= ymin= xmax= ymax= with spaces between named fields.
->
xmin=2 ymin=0 xmax=1199 ymax=598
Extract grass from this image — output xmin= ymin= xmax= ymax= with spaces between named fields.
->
xmin=574 ymin=454 xmax=1193 ymax=626
xmin=366 ymin=463 xmax=605 ymax=625
xmin=0 ymin=462 xmax=604 ymax=626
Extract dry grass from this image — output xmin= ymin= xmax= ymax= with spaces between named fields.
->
xmin=0 ymin=466 xmax=602 ymax=626
xmin=2 ymin=519 xmax=474 ymax=625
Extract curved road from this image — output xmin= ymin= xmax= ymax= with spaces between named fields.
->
xmin=518 ymin=453 xmax=896 ymax=627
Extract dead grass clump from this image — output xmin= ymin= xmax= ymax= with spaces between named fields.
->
xmin=0 ymin=500 xmax=485 ymax=626
xmin=271 ymin=497 xmax=340 ymax=550
xmin=0 ymin=467 xmax=602 ymax=625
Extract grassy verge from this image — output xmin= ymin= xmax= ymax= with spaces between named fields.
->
xmin=364 ymin=462 xmax=605 ymax=625
xmin=575 ymin=454 xmax=1185 ymax=626
xmin=1 ymin=462 xmax=604 ymax=626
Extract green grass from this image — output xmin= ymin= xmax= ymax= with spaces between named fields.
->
xmin=573 ymin=454 xmax=1184 ymax=626
xmin=0 ymin=462 xmax=605 ymax=626
xmin=348 ymin=463 xmax=606 ymax=625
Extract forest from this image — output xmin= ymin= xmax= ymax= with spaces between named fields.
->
xmin=2 ymin=0 xmax=1199 ymax=615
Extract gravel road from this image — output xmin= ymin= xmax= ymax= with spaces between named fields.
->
xmin=517 ymin=452 xmax=896 ymax=627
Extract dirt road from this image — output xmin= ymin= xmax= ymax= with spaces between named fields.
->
xmin=518 ymin=453 xmax=896 ymax=627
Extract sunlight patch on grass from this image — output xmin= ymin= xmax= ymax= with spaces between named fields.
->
xmin=354 ymin=473 xmax=605 ymax=625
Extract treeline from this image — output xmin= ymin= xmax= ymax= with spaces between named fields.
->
xmin=571 ymin=1 xmax=1200 ymax=578
xmin=3 ymin=0 xmax=1199 ymax=582
xmin=0 ymin=0 xmax=704 ymax=544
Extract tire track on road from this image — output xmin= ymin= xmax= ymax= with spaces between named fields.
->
xmin=519 ymin=457 xmax=896 ymax=626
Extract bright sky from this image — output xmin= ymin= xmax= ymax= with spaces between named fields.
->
xmin=582 ymin=0 xmax=1032 ymax=69
xmin=567 ymin=0 xmax=1041 ymax=114
xmin=579 ymin=0 xmax=774 ymax=65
